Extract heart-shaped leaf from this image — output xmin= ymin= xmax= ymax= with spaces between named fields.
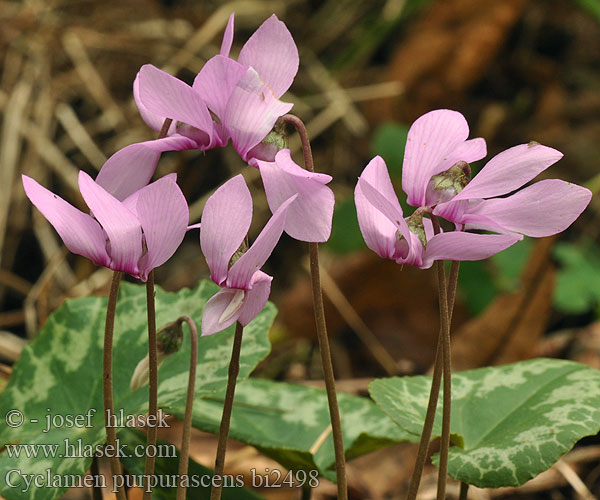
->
xmin=369 ymin=358 xmax=600 ymax=488
xmin=0 ymin=280 xmax=274 ymax=500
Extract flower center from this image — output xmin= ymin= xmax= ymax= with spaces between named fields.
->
xmin=427 ymin=160 xmax=471 ymax=205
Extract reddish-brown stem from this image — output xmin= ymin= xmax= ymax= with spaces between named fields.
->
xmin=210 ymin=322 xmax=244 ymax=500
xmin=431 ymin=216 xmax=452 ymax=500
xmin=280 ymin=114 xmax=348 ymax=500
xmin=103 ymin=271 xmax=126 ymax=500
xmin=143 ymin=271 xmax=158 ymax=499
xmin=176 ymin=316 xmax=198 ymax=500
xmin=141 ymin=117 xmax=172 ymax=498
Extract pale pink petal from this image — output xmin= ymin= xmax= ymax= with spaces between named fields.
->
xmin=227 ymin=194 xmax=296 ymax=289
xmin=237 ymin=14 xmax=299 ymax=98
xmin=95 ymin=135 xmax=196 ymax=201
xmin=256 ymin=150 xmax=334 ymax=242
xmin=200 ymin=175 xmax=253 ymax=285
xmin=221 ymin=13 xmax=235 ymax=57
xmin=133 ymin=72 xmax=176 ymax=134
xmin=237 ymin=271 xmax=272 ymax=326
xmin=192 ymin=55 xmax=246 ymax=120
xmin=422 ymin=232 xmax=522 ymax=269
xmin=432 ymin=138 xmax=487 ymax=175
xmin=201 ymin=288 xmax=244 ymax=336
xmin=453 ymin=144 xmax=563 ymax=201
xmin=22 ymin=175 xmax=110 ymax=267
xmin=224 ymin=67 xmax=293 ymax=161
xmin=137 ymin=65 xmax=215 ymax=147
xmin=130 ymin=175 xmax=189 ymax=281
xmin=462 ymin=179 xmax=592 ymax=237
xmin=78 ymin=171 xmax=142 ymax=276
xmin=354 ymin=157 xmax=407 ymax=260
xmin=402 ymin=109 xmax=472 ymax=206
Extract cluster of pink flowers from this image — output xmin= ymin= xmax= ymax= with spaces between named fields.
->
xmin=23 ymin=15 xmax=591 ymax=336
xmin=355 ymin=109 xmax=592 ymax=269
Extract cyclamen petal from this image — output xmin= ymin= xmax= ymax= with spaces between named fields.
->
xmin=192 ymin=55 xmax=246 ymax=122
xmin=403 ymin=109 xmax=484 ymax=207
xmin=237 ymin=271 xmax=273 ymax=326
xmin=452 ymin=143 xmax=563 ymax=201
xmin=200 ymin=175 xmax=253 ymax=286
xmin=129 ymin=175 xmax=189 ymax=281
xmin=224 ymin=67 xmax=293 ymax=161
xmin=78 ymin=171 xmax=143 ymax=276
xmin=237 ymin=14 xmax=299 ymax=98
xmin=423 ymin=232 xmax=522 ymax=268
xmin=355 ymin=156 xmax=407 ymax=260
xmin=133 ymin=73 xmax=177 ymax=134
xmin=137 ymin=65 xmax=215 ymax=147
xmin=22 ymin=175 xmax=110 ymax=267
xmin=220 ymin=13 xmax=235 ymax=57
xmin=256 ymin=149 xmax=334 ymax=242
xmin=95 ymin=135 xmax=197 ymax=201
xmin=201 ymin=288 xmax=244 ymax=336
xmin=227 ymin=193 xmax=297 ymax=290
xmin=462 ymin=179 xmax=592 ymax=237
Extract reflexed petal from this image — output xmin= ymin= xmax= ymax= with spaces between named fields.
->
xmin=453 ymin=144 xmax=563 ymax=201
xmin=224 ymin=67 xmax=293 ymax=161
xmin=256 ymin=150 xmax=334 ymax=242
xmin=354 ymin=157 xmax=406 ymax=260
xmin=237 ymin=271 xmax=272 ymax=326
xmin=462 ymin=179 xmax=592 ymax=237
xmin=78 ymin=171 xmax=143 ymax=276
xmin=402 ymin=109 xmax=471 ymax=206
xmin=192 ymin=55 xmax=246 ymax=120
xmin=201 ymin=287 xmax=243 ymax=336
xmin=220 ymin=13 xmax=235 ymax=57
xmin=95 ymin=136 xmax=196 ymax=201
xmin=238 ymin=14 xmax=299 ymax=98
xmin=200 ymin=175 xmax=253 ymax=285
xmin=133 ymin=72 xmax=176 ymax=134
xmin=227 ymin=194 xmax=296 ymax=289
xmin=423 ymin=232 xmax=522 ymax=268
xmin=128 ymin=175 xmax=189 ymax=281
xmin=432 ymin=138 xmax=487 ymax=176
xmin=22 ymin=175 xmax=110 ymax=267
xmin=137 ymin=65 xmax=215 ymax=146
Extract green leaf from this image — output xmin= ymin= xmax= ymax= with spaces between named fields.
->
xmin=326 ymin=197 xmax=366 ymax=255
xmin=369 ymin=358 xmax=600 ymax=488
xmin=173 ymin=378 xmax=415 ymax=482
xmin=553 ymin=240 xmax=600 ymax=314
xmin=0 ymin=280 xmax=274 ymax=500
xmin=118 ymin=429 xmax=265 ymax=500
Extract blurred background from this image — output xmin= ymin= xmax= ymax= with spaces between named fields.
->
xmin=1 ymin=0 xmax=599 ymax=498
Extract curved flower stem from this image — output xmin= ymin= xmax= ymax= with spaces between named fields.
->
xmin=176 ymin=316 xmax=198 ymax=500
xmin=280 ymin=114 xmax=348 ymax=500
xmin=143 ymin=270 xmax=158 ymax=500
xmin=210 ymin=321 xmax=244 ymax=500
xmin=103 ymin=271 xmax=126 ymax=500
xmin=431 ymin=216 xmax=452 ymax=500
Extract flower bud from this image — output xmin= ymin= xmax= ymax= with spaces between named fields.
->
xmin=130 ymin=320 xmax=184 ymax=391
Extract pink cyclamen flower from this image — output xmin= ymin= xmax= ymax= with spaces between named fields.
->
xmin=433 ymin=143 xmax=592 ymax=238
xmin=402 ymin=109 xmax=487 ymax=208
xmin=22 ymin=172 xmax=188 ymax=282
xmin=254 ymin=149 xmax=335 ymax=242
xmin=200 ymin=174 xmax=296 ymax=336
xmin=134 ymin=13 xmax=297 ymax=163
xmin=355 ymin=156 xmax=521 ymax=269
